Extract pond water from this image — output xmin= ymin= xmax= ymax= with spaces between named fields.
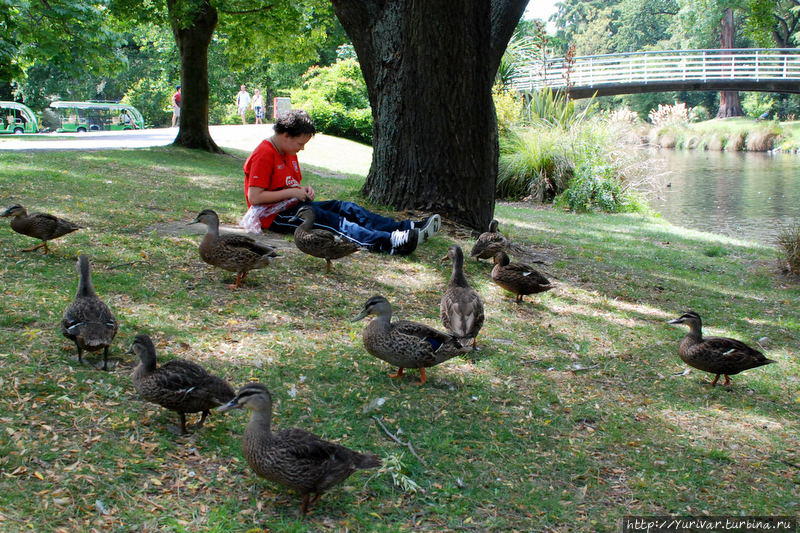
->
xmin=647 ymin=150 xmax=800 ymax=243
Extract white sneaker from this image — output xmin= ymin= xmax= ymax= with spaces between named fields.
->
xmin=389 ymin=228 xmax=419 ymax=255
xmin=412 ymin=214 xmax=441 ymax=243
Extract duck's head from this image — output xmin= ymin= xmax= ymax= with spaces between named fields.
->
xmin=296 ymin=205 xmax=315 ymax=221
xmin=493 ymin=251 xmax=510 ymax=266
xmin=128 ymin=333 xmax=158 ymax=367
xmin=1 ymin=204 xmax=26 ymax=217
xmin=189 ymin=209 xmax=219 ymax=227
xmin=668 ymin=311 xmax=702 ymax=327
xmin=441 ymin=244 xmax=464 ymax=264
xmin=218 ymin=383 xmax=272 ymax=413
xmin=488 ymin=219 xmax=499 ymax=233
xmin=351 ymin=295 xmax=392 ymax=321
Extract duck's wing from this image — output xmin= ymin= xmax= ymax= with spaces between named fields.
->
xmin=441 ymin=287 xmax=484 ymax=339
xmin=219 ymin=234 xmax=278 ymax=257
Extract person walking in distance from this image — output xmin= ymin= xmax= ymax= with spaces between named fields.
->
xmin=171 ymin=86 xmax=181 ymax=128
xmin=236 ymin=85 xmax=251 ymax=125
xmin=252 ymin=89 xmax=264 ymax=125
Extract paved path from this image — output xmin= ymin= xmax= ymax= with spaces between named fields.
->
xmin=0 ymin=125 xmax=372 ymax=176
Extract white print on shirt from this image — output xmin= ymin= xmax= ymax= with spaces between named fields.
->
xmin=286 ymin=176 xmax=300 ymax=187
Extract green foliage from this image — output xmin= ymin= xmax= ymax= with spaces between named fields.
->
xmin=290 ymin=58 xmax=372 ymax=144
xmin=493 ymin=87 xmax=524 ymax=134
xmin=499 ymin=117 xmax=647 ymax=213
xmin=525 ymin=87 xmax=594 ymax=128
xmin=498 ymin=128 xmax=573 ymax=201
xmin=122 ymin=78 xmax=172 ymax=127
xmin=742 ymin=92 xmax=775 ymax=119
xmin=554 ymin=144 xmax=639 ymax=213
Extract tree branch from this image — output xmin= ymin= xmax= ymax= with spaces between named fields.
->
xmin=217 ymin=4 xmax=274 ymax=15
xmin=489 ymin=0 xmax=529 ymax=73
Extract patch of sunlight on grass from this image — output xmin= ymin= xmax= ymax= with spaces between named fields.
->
xmin=659 ymin=407 xmax=787 ymax=450
xmin=373 ymin=262 xmax=440 ymax=292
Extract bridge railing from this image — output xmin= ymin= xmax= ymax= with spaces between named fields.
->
xmin=511 ymin=49 xmax=800 ymax=92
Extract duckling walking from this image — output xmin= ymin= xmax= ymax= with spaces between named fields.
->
xmin=61 ymin=255 xmax=118 ymax=370
xmin=440 ymin=245 xmax=484 ymax=349
xmin=668 ymin=311 xmax=775 ymax=386
xmin=491 ymin=251 xmax=553 ymax=303
xmin=130 ymin=334 xmax=235 ymax=434
xmin=352 ymin=296 xmax=470 ymax=385
xmin=293 ymin=205 xmax=358 ymax=273
xmin=191 ymin=209 xmax=278 ymax=289
xmin=2 ymin=204 xmax=81 ymax=253
xmin=218 ymin=383 xmax=381 ymax=514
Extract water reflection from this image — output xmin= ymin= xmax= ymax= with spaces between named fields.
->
xmin=648 ymin=150 xmax=800 ymax=242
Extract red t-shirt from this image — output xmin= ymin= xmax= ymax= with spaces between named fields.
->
xmin=173 ymin=91 xmax=181 ymax=106
xmin=243 ymin=139 xmax=303 ymax=228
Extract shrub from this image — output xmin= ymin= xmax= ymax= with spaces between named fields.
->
xmin=689 ymin=105 xmax=711 ymax=122
xmin=498 ymin=118 xmax=648 ymax=213
xmin=745 ymin=130 xmax=779 ymax=151
xmin=742 ymin=92 xmax=775 ymax=119
xmin=493 ymin=87 xmax=523 ymax=135
xmin=122 ymin=78 xmax=172 ymax=128
xmin=290 ymin=58 xmax=372 ymax=144
xmin=554 ymin=146 xmax=637 ymax=213
xmin=498 ymin=128 xmax=573 ymax=201
xmin=607 ymin=106 xmax=640 ymax=125
xmin=777 ymin=223 xmax=800 ymax=275
xmin=648 ymin=103 xmax=690 ymax=127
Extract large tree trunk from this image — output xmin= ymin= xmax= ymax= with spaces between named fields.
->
xmin=716 ymin=8 xmax=743 ymax=119
xmin=332 ymin=0 xmax=527 ymax=230
xmin=168 ymin=0 xmax=222 ymax=152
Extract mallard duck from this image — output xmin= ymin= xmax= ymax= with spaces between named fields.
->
xmin=191 ymin=209 xmax=278 ymax=289
xmin=352 ymin=295 xmax=471 ymax=384
xmin=491 ymin=251 xmax=553 ymax=303
xmin=668 ymin=311 xmax=776 ymax=386
xmin=293 ymin=205 xmax=358 ymax=273
xmin=2 ymin=204 xmax=81 ymax=253
xmin=440 ymin=245 xmax=484 ymax=349
xmin=61 ymin=255 xmax=118 ymax=370
xmin=130 ymin=334 xmax=235 ymax=434
xmin=218 ymin=383 xmax=381 ymax=514
xmin=469 ymin=219 xmax=508 ymax=261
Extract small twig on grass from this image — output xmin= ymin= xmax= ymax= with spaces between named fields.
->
xmin=371 ymin=415 xmax=424 ymax=464
xmin=107 ymin=260 xmax=145 ymax=269
xmin=780 ymin=459 xmax=800 ymax=470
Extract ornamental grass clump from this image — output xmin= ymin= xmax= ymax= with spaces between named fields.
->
xmin=776 ymin=223 xmax=800 ymax=275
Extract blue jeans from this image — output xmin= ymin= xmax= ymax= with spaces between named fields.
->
xmin=269 ymin=200 xmax=413 ymax=253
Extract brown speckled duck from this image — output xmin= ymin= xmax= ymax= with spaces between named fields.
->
xmin=352 ymin=295 xmax=471 ymax=385
xmin=61 ymin=255 xmax=118 ymax=370
xmin=130 ymin=334 xmax=235 ymax=434
xmin=2 ymin=204 xmax=81 ymax=253
xmin=668 ymin=311 xmax=775 ymax=386
xmin=469 ymin=219 xmax=508 ymax=261
xmin=218 ymin=383 xmax=380 ymax=514
xmin=491 ymin=251 xmax=553 ymax=303
xmin=440 ymin=245 xmax=484 ymax=349
xmin=293 ymin=205 xmax=358 ymax=273
xmin=191 ymin=209 xmax=278 ymax=289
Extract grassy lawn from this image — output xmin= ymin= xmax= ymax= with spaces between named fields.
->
xmin=0 ymin=146 xmax=797 ymax=532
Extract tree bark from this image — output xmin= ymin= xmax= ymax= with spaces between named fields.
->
xmin=332 ymin=0 xmax=527 ymax=230
xmin=716 ymin=8 xmax=743 ymax=119
xmin=168 ymin=0 xmax=222 ymax=152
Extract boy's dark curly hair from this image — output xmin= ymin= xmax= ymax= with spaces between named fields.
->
xmin=273 ymin=109 xmax=316 ymax=137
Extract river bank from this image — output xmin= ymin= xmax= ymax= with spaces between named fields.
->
xmin=647 ymin=117 xmax=800 ymax=153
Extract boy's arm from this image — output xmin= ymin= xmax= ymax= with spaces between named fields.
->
xmin=248 ymin=186 xmax=310 ymax=205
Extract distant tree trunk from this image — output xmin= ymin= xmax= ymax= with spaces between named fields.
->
xmin=168 ymin=0 xmax=222 ymax=152
xmin=716 ymin=8 xmax=743 ymax=118
xmin=332 ymin=0 xmax=527 ymax=230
